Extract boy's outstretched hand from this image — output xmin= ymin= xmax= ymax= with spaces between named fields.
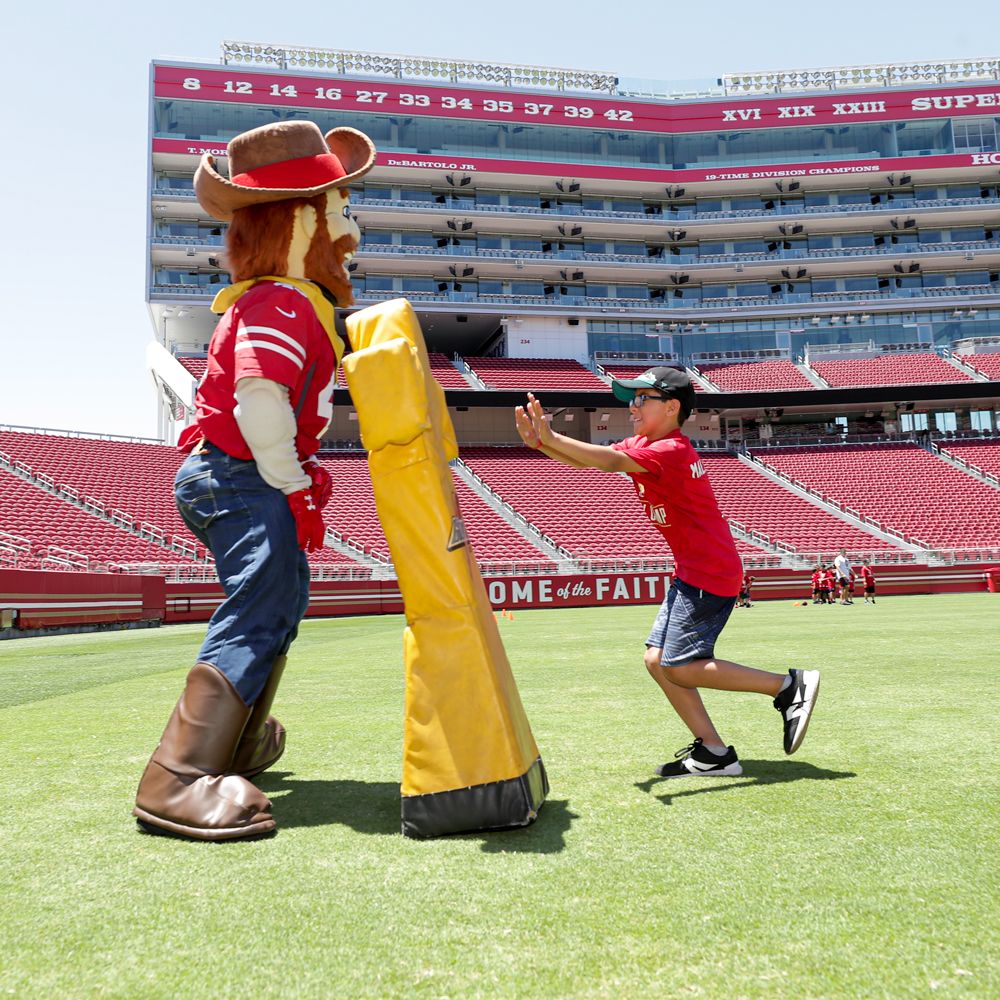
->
xmin=515 ymin=393 xmax=552 ymax=450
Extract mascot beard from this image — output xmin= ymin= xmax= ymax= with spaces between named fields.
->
xmin=224 ymin=190 xmax=358 ymax=306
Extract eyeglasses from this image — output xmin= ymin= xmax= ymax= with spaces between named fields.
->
xmin=629 ymin=393 xmax=672 ymax=408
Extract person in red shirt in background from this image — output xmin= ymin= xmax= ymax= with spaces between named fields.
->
xmin=822 ymin=565 xmax=838 ymax=604
xmin=737 ymin=572 xmax=755 ymax=608
xmin=515 ymin=368 xmax=821 ymax=778
xmin=861 ymin=561 xmax=877 ymax=604
xmin=810 ymin=565 xmax=822 ymax=604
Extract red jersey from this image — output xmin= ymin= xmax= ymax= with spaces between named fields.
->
xmin=823 ymin=570 xmax=836 ymax=588
xmin=612 ymin=430 xmax=743 ymax=596
xmin=742 ymin=573 xmax=754 ymax=590
xmin=811 ymin=570 xmax=821 ymax=588
xmin=178 ymin=280 xmax=340 ymax=460
xmin=862 ymin=566 xmax=875 ymax=586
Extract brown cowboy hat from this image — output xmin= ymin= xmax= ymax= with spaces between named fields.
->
xmin=194 ymin=121 xmax=377 ymax=221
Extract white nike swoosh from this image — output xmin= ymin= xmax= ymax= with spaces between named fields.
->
xmin=276 ymin=307 xmax=297 ymax=319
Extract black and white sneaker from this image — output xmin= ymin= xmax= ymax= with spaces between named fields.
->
xmin=773 ymin=668 xmax=821 ymax=755
xmin=654 ymin=738 xmax=743 ymax=778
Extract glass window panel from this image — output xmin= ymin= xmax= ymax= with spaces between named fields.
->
xmin=954 ymin=271 xmax=990 ymax=286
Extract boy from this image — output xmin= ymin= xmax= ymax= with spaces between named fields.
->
xmin=514 ymin=368 xmax=820 ymax=777
xmin=810 ymin=565 xmax=822 ymax=604
xmin=861 ymin=561 xmax=877 ymax=604
xmin=737 ymin=571 xmax=755 ymax=608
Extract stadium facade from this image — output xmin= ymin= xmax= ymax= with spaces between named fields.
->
xmin=147 ymin=44 xmax=1000 ymax=444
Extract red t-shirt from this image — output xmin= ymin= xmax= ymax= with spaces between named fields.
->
xmin=612 ymin=430 xmax=743 ymax=597
xmin=811 ymin=570 xmax=821 ymax=587
xmin=823 ymin=570 xmax=836 ymax=587
xmin=862 ymin=566 xmax=875 ymax=585
xmin=178 ymin=281 xmax=338 ymax=460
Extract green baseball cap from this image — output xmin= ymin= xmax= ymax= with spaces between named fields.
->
xmin=610 ymin=366 xmax=696 ymax=412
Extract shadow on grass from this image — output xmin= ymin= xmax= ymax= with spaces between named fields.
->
xmin=258 ymin=772 xmax=577 ymax=851
xmin=634 ymin=759 xmax=856 ymax=806
xmin=258 ymin=771 xmax=400 ymax=834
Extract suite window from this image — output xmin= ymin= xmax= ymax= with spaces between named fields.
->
xmin=840 ymin=234 xmax=875 ymax=248
xmin=844 ymin=277 xmax=879 ymax=291
xmin=614 ymin=286 xmax=649 ymax=299
xmin=804 ymin=193 xmax=831 ymax=208
xmin=736 ymin=282 xmax=771 ymax=296
xmin=400 ymin=232 xmax=435 ymax=247
xmin=970 ymin=410 xmax=994 ymax=432
xmin=954 ymin=271 xmax=990 ymax=286
xmin=729 ymin=197 xmax=763 ymax=211
xmin=401 ymin=277 xmax=437 ymax=292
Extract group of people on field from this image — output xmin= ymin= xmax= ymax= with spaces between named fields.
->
xmin=810 ymin=549 xmax=877 ymax=605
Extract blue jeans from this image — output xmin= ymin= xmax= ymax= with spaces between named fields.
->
xmin=174 ymin=443 xmax=310 ymax=705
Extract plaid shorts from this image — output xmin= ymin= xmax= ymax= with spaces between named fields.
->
xmin=646 ymin=578 xmax=736 ymax=666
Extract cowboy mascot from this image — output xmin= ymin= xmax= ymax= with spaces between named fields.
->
xmin=133 ymin=121 xmax=375 ymax=840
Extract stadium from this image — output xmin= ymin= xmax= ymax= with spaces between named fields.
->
xmin=3 ymin=39 xmax=1000 ymax=999
xmin=2 ymin=42 xmax=1000 ymax=627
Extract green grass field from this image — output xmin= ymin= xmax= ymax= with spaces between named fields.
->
xmin=2 ymin=593 xmax=998 ymax=999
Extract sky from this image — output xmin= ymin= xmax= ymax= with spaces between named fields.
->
xmin=1 ymin=0 xmax=998 ymax=439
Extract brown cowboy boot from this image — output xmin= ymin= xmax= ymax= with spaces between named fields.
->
xmin=230 ymin=655 xmax=287 ymax=778
xmin=133 ymin=662 xmax=276 ymax=840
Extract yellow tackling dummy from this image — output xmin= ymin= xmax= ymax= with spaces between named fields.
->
xmin=343 ymin=299 xmax=548 ymax=837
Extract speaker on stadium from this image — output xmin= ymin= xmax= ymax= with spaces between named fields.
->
xmin=568 ymin=318 xmax=580 ymax=326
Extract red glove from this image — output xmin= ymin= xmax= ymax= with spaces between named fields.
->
xmin=302 ymin=460 xmax=332 ymax=509
xmin=286 ymin=488 xmax=325 ymax=552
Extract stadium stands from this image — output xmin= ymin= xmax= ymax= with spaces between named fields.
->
xmin=315 ymin=452 xmax=550 ymax=564
xmin=597 ymin=363 xmax=705 ymax=392
xmin=0 ymin=465 xmax=195 ymax=569
xmin=956 ymin=352 xmax=1000 ymax=381
xmin=463 ymin=357 xmax=609 ymax=391
xmin=0 ymin=430 xmax=192 ymax=544
xmin=759 ymin=443 xmax=1000 ymax=549
xmin=696 ymin=360 xmax=816 ymax=392
xmin=934 ymin=438 xmax=1000 ymax=480
xmin=807 ymin=352 xmax=973 ymax=388
xmin=700 ymin=453 xmax=902 ymax=555
xmin=176 ymin=356 xmax=207 ymax=380
xmin=427 ymin=353 xmax=472 ymax=390
xmin=459 ymin=446 xmax=777 ymax=563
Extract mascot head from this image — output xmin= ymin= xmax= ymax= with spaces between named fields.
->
xmin=194 ymin=121 xmax=376 ymax=304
